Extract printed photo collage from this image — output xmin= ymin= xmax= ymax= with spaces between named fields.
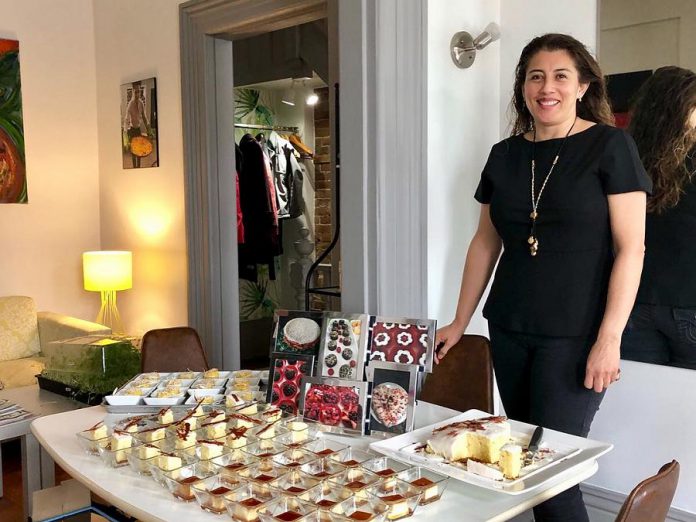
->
xmin=267 ymin=310 xmax=436 ymax=437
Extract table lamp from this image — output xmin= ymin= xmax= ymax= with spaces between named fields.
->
xmin=83 ymin=251 xmax=132 ymax=334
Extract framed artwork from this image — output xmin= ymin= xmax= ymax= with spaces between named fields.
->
xmin=366 ymin=361 xmax=418 ymax=436
xmin=271 ymin=310 xmax=324 ymax=357
xmin=0 ymin=39 xmax=27 ymax=204
xmin=316 ymin=313 xmax=370 ymax=380
xmin=120 ymin=77 xmax=159 ymax=169
xmin=300 ymin=377 xmax=368 ymax=436
xmin=266 ymin=352 xmax=315 ymax=415
xmin=368 ymin=317 xmax=437 ymax=372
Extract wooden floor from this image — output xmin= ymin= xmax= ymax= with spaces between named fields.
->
xmin=0 ymin=438 xmax=75 ymax=521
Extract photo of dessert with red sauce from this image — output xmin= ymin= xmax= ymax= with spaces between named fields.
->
xmin=303 ymin=383 xmax=362 ymax=430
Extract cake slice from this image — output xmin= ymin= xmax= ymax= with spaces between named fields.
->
xmin=158 ymin=407 xmax=174 ymax=425
xmin=199 ymin=439 xmax=226 ymax=460
xmin=426 ymin=416 xmax=510 ymax=464
xmin=84 ymin=421 xmax=108 ymax=440
xmin=499 ymin=443 xmax=523 ymax=479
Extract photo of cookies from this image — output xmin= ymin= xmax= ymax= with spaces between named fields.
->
xmin=267 ymin=353 xmax=315 ymax=415
xmin=317 ymin=313 xmax=369 ymax=381
xmin=300 ymin=376 xmax=368 ymax=435
xmin=368 ymin=317 xmax=437 ymax=372
xmin=271 ymin=310 xmax=325 ymax=356
xmin=366 ymin=361 xmax=419 ymax=435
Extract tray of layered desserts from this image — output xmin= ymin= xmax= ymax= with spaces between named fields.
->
xmin=104 ymin=369 xmax=268 ymax=413
xmin=369 ymin=409 xmax=613 ymax=495
xmin=76 ymin=398 xmax=451 ymax=521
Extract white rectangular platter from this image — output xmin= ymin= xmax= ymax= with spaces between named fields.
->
xmin=369 ymin=409 xmax=613 ymax=495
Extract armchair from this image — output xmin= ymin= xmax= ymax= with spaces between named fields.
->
xmin=0 ymin=296 xmax=110 ymax=390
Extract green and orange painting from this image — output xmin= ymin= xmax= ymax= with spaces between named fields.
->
xmin=0 ymin=39 xmax=27 ymax=204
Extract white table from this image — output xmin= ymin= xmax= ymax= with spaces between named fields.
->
xmin=31 ymin=402 xmax=599 ymax=522
xmin=0 ymin=385 xmax=83 ymax=519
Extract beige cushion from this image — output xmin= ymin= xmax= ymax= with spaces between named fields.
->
xmin=0 ymin=296 xmax=41 ymax=361
xmin=0 ymin=355 xmax=46 ymax=390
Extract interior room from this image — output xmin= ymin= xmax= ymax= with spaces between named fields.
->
xmin=0 ymin=0 xmax=694 ymax=521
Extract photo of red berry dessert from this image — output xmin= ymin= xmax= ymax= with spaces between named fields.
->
xmin=268 ymin=354 xmax=314 ymax=415
xmin=302 ymin=383 xmax=364 ymax=431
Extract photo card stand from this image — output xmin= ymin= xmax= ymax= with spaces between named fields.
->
xmin=366 ymin=361 xmax=419 ymax=437
xmin=267 ymin=352 xmax=315 ymax=415
xmin=299 ymin=376 xmax=369 ymax=436
xmin=366 ymin=316 xmax=437 ymax=373
xmin=316 ymin=313 xmax=370 ymax=381
xmin=270 ymin=309 xmax=325 ymax=359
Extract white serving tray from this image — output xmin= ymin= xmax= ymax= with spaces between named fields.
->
xmin=369 ymin=409 xmax=613 ymax=495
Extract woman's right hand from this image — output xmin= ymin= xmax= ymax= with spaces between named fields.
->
xmin=434 ymin=322 xmax=465 ymax=364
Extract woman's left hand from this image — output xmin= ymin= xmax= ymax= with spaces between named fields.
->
xmin=584 ymin=334 xmax=622 ymax=392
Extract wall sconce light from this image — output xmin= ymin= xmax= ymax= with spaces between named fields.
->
xmin=83 ymin=251 xmax=132 ymax=334
xmin=450 ymin=22 xmax=501 ymax=69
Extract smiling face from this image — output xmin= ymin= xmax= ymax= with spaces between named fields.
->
xmin=523 ymin=50 xmax=589 ymax=133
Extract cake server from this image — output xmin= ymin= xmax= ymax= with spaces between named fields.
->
xmin=524 ymin=426 xmax=544 ymax=465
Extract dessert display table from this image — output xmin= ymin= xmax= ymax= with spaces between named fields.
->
xmin=0 ymin=385 xmax=83 ymax=519
xmin=31 ymin=402 xmax=600 ymax=522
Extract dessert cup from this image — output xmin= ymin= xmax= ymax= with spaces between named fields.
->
xmin=257 ymin=496 xmax=318 ymax=522
xmin=162 ymin=461 xmax=216 ymax=502
xmin=365 ymin=479 xmax=422 ymax=520
xmin=394 ymin=467 xmax=448 ymax=506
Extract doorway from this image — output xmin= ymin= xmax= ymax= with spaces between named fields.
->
xmin=180 ymin=0 xmax=343 ymax=370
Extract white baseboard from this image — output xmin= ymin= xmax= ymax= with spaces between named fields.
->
xmin=581 ymin=483 xmax=696 ymax=522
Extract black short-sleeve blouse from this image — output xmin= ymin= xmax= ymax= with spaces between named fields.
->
xmin=474 ymin=124 xmax=652 ymax=337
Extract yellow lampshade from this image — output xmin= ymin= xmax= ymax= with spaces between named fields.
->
xmin=83 ymin=251 xmax=133 ymax=291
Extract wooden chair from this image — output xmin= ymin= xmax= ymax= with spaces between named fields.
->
xmin=140 ymin=327 xmax=210 ymax=372
xmin=419 ymin=334 xmax=494 ymax=413
xmin=616 ymin=460 xmax=680 ymax=522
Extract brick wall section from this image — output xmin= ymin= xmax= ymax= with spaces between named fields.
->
xmin=312 ymin=87 xmax=335 ymax=310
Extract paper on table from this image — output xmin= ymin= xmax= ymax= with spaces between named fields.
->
xmin=0 ymin=402 xmax=36 ymax=426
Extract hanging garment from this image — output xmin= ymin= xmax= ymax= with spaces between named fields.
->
xmin=267 ymin=131 xmax=305 ymax=220
xmin=238 ymin=134 xmax=280 ymax=280
xmin=235 ymin=143 xmax=245 ymax=244
xmin=236 ymin=171 xmax=245 ymax=244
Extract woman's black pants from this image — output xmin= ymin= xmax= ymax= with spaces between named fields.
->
xmin=489 ymin=325 xmax=606 ymax=522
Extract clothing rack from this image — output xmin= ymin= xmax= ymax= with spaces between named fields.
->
xmin=235 ymin=123 xmax=299 ymax=134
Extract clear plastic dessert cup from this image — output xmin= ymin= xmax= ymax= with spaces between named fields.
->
xmin=328 ymin=448 xmax=376 ymax=469
xmin=365 ymin=479 xmax=422 ymax=520
xmin=223 ymin=481 xmax=276 ymax=522
xmin=192 ymin=475 xmax=239 ymax=514
xmin=299 ymin=458 xmax=347 ymax=481
xmin=268 ymin=469 xmax=321 ymax=500
xmin=394 ymin=467 xmax=449 ymax=506
xmin=162 ymin=461 xmax=217 ymax=502
xmin=257 ymin=496 xmax=318 ymax=522
xmin=331 ymin=495 xmax=389 ymax=522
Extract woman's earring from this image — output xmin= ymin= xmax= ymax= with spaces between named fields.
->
xmin=577 ymin=92 xmax=583 ymax=102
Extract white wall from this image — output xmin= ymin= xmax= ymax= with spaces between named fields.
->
xmin=499 ymin=0 xmax=597 ymax=136
xmin=0 ymin=0 xmax=101 ymax=320
xmin=92 ymin=0 xmax=188 ymax=335
xmin=600 ymin=0 xmax=696 ymax=74
xmin=427 ymin=0 xmax=501 ymax=337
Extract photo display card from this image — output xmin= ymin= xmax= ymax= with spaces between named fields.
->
xmin=300 ymin=376 xmax=368 ymax=436
xmin=271 ymin=310 xmax=325 ymax=358
xmin=366 ymin=361 xmax=419 ymax=436
xmin=316 ymin=313 xmax=370 ymax=381
xmin=267 ymin=352 xmax=315 ymax=415
xmin=368 ymin=317 xmax=437 ymax=372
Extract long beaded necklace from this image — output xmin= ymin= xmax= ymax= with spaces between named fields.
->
xmin=528 ymin=117 xmax=577 ymax=256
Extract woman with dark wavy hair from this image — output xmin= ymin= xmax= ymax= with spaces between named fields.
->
xmin=622 ymin=66 xmax=696 ymax=368
xmin=436 ymin=34 xmax=651 ymax=521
